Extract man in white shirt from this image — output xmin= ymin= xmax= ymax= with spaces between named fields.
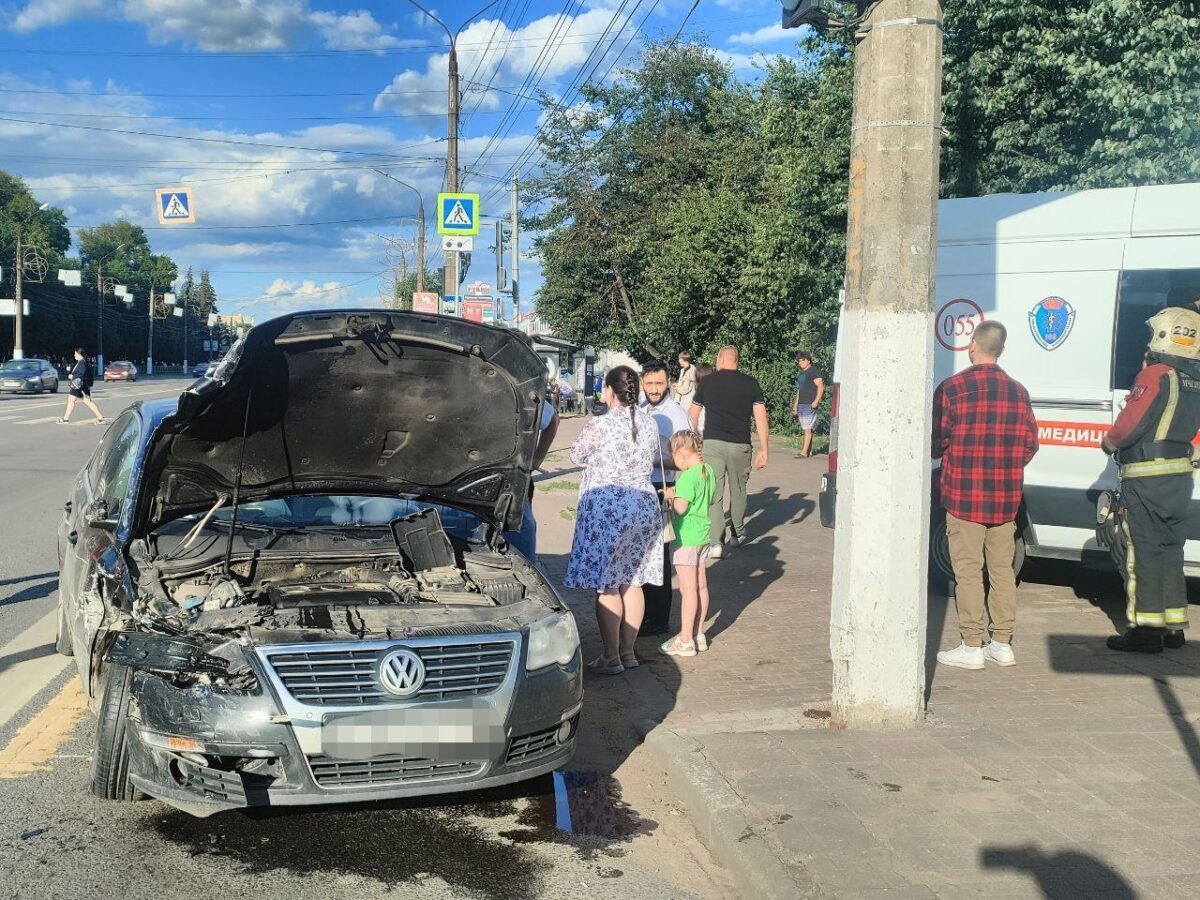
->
xmin=639 ymin=359 xmax=692 ymax=635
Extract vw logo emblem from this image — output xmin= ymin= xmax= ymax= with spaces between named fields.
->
xmin=377 ymin=648 xmax=425 ymax=697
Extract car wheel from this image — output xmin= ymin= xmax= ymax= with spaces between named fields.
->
xmin=50 ymin=380 xmax=58 ymax=393
xmin=55 ymin=597 xmax=73 ymax=657
xmin=91 ymin=664 xmax=148 ymax=801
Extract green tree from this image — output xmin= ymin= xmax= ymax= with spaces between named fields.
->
xmin=942 ymin=1 xmax=1200 ymax=196
xmin=391 ymin=268 xmax=444 ymax=309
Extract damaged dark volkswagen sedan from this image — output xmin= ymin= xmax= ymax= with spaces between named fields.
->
xmin=55 ymin=310 xmax=582 ymax=817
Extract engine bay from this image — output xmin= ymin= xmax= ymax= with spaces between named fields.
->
xmin=130 ymin=507 xmax=555 ymax=641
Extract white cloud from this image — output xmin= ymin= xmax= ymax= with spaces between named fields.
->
xmin=727 ymin=23 xmax=799 ymax=47
xmin=309 ymin=9 xmax=401 ymax=51
xmin=374 ymin=7 xmax=640 ymax=115
xmin=184 ymin=241 xmax=293 ymax=258
xmin=263 ymin=277 xmax=352 ymax=309
xmin=11 ymin=0 xmax=105 ymax=32
xmin=10 ymin=0 xmax=404 ymax=52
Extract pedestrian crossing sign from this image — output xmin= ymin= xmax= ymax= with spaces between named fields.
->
xmin=155 ymin=186 xmax=195 ymax=224
xmin=437 ymin=192 xmax=479 ymax=236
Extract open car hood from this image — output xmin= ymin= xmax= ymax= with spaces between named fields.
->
xmin=134 ymin=310 xmax=547 ymax=534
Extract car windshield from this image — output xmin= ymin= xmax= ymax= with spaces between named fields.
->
xmin=1 ymin=360 xmax=36 ymax=371
xmin=189 ymin=495 xmax=487 ymax=542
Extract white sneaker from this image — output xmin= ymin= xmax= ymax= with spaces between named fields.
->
xmin=708 ymin=543 xmax=723 ymax=559
xmin=937 ymin=642 xmax=985 ymax=671
xmin=983 ymin=641 xmax=1016 ymax=667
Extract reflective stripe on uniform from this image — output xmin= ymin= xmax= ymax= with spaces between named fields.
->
xmin=1165 ymin=606 xmax=1189 ymax=626
xmin=1120 ymin=458 xmax=1195 ymax=478
xmin=1122 ymin=516 xmax=1139 ymax=627
xmin=1155 ymin=369 xmax=1180 ymax=442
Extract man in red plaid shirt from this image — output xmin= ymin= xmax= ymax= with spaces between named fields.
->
xmin=932 ymin=320 xmax=1039 ymax=670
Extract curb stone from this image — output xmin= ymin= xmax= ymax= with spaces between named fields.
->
xmin=636 ymin=721 xmax=819 ymax=900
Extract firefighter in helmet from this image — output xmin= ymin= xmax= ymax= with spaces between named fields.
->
xmin=1103 ymin=307 xmax=1200 ymax=652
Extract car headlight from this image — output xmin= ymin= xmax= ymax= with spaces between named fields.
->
xmin=526 ymin=612 xmax=580 ymax=671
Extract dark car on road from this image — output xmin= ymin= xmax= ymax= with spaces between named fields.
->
xmin=190 ymin=362 xmax=215 ymax=379
xmin=0 ymin=358 xmax=59 ymax=394
xmin=55 ymin=310 xmax=582 ymax=817
xmin=103 ymin=361 xmax=138 ymax=382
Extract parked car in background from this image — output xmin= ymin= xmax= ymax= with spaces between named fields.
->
xmin=0 ymin=358 xmax=59 ymax=394
xmin=103 ymin=361 xmax=138 ymax=382
xmin=56 ymin=309 xmax=581 ymax=817
xmin=191 ymin=362 xmax=216 ymax=379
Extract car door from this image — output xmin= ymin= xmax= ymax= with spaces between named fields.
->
xmin=63 ymin=412 xmax=142 ymax=679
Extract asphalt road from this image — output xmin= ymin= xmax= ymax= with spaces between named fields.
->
xmin=0 ymin=378 xmax=729 ymax=900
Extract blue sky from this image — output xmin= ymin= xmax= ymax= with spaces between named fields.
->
xmin=0 ymin=0 xmax=803 ymax=322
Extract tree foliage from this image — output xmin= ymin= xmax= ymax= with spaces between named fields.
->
xmin=943 ymin=0 xmax=1200 ymax=195
xmin=528 ymin=37 xmax=852 ymax=423
xmin=0 ymin=172 xmax=216 ymax=364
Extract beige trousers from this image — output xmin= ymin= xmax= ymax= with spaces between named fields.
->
xmin=946 ymin=513 xmax=1017 ymax=647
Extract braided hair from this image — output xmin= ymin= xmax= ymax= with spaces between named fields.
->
xmin=669 ymin=429 xmax=708 ymax=481
xmin=605 ymin=365 xmax=641 ymax=440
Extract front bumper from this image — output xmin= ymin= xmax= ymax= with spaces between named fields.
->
xmin=124 ymin=634 xmax=583 ymax=817
xmin=0 ymin=381 xmax=42 ymax=393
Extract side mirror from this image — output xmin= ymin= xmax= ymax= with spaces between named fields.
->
xmin=83 ymin=499 xmax=118 ymax=530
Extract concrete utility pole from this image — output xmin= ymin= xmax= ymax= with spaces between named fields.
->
xmin=404 ymin=0 xmax=502 ymax=316
xmin=510 ymin=173 xmax=519 ymax=328
xmin=829 ymin=0 xmax=945 ymax=728
xmin=147 ymin=283 xmax=155 ymax=376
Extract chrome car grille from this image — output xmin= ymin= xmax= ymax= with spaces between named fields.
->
xmin=263 ymin=639 xmax=516 ymax=706
xmin=307 ymin=755 xmax=483 ymax=788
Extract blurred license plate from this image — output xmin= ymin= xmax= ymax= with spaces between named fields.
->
xmin=321 ymin=708 xmax=504 ymax=761
xmin=3 ymin=380 xmax=20 ymax=388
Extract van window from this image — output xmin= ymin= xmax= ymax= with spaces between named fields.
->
xmin=1113 ymin=269 xmax=1200 ymax=389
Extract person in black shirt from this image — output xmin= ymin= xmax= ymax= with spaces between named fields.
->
xmin=57 ymin=348 xmax=105 ymax=425
xmin=688 ymin=345 xmax=769 ymax=557
xmin=791 ymin=350 xmax=826 ymax=458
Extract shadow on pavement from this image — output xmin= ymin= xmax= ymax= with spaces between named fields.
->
xmin=0 ymin=571 xmax=56 ymax=588
xmin=1047 ymin=634 xmax=1200 ymax=781
xmin=0 ymin=577 xmax=56 ymax=609
xmin=981 ymin=844 xmax=1138 ymax=899
xmin=744 ymin=486 xmax=815 ymax=532
xmin=0 ymin=641 xmax=54 ymax=676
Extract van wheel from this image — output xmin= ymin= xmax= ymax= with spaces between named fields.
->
xmin=91 ymin=665 xmax=147 ymax=801
xmin=929 ymin=515 xmax=1026 ymax=595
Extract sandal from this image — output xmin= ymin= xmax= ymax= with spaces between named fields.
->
xmin=55 ymin=418 xmax=69 ymax=424
xmin=587 ymin=654 xmax=624 ymax=675
xmin=659 ymin=637 xmax=697 ymax=658
xmin=619 ymin=652 xmax=639 ymax=669
xmin=93 ymin=417 xmax=107 ymax=425
xmin=695 ymin=634 xmax=709 ymax=652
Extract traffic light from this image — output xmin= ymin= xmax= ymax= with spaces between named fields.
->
xmin=780 ymin=0 xmax=829 ymax=29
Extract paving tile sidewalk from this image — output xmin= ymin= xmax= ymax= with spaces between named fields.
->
xmin=535 ymin=416 xmax=1200 ymax=899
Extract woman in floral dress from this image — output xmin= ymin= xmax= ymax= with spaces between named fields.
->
xmin=565 ymin=366 xmax=663 ymax=674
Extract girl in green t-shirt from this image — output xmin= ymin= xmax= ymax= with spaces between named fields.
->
xmin=660 ymin=430 xmax=715 ymax=658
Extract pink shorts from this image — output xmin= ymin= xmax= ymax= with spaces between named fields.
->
xmin=672 ymin=544 xmax=711 ymax=567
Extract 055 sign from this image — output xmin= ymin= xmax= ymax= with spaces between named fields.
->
xmin=935 ymin=298 xmax=986 ymax=352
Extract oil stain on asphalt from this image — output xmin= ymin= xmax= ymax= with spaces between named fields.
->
xmin=149 ymin=771 xmax=655 ymax=900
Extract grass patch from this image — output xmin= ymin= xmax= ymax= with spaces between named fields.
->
xmin=780 ymin=433 xmax=830 ymax=454
xmin=560 ymin=507 xmax=577 ymax=521
xmin=537 ymin=480 xmax=579 ymax=493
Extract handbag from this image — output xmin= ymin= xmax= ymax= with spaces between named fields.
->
xmin=70 ymin=377 xmax=83 ymax=390
xmin=658 ymin=450 xmax=675 ymax=543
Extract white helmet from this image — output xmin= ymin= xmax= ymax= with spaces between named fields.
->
xmin=1147 ymin=307 xmax=1200 ymax=362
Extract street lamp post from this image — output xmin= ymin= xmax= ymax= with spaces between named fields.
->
xmin=403 ymin=0 xmax=503 ymax=314
xmin=93 ymin=243 xmax=125 ymax=372
xmin=10 ymin=202 xmax=50 ymax=361
xmin=373 ymin=169 xmax=426 ymax=293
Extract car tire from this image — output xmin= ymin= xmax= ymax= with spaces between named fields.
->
xmin=50 ymin=380 xmax=58 ymax=393
xmin=91 ymin=664 xmax=148 ymax=801
xmin=55 ymin=598 xmax=73 ymax=657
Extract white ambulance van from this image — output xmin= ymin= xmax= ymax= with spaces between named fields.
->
xmin=819 ymin=181 xmax=1200 ymax=580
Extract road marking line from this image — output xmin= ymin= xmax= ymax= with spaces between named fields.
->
xmin=0 ymin=607 xmax=72 ymax=730
xmin=0 ymin=681 xmax=87 ymax=778
xmin=16 ymin=416 xmax=64 ymax=425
